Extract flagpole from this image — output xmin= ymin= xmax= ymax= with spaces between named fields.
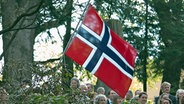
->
xmin=56 ymin=0 xmax=91 ymax=68
xmin=64 ymin=2 xmax=91 ymax=54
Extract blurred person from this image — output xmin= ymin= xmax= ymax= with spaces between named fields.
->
xmin=157 ymin=93 xmax=171 ymax=104
xmin=176 ymin=89 xmax=184 ymax=104
xmin=181 ymin=96 xmax=184 ymax=104
xmin=86 ymin=83 xmax=96 ymax=103
xmin=138 ymin=92 xmax=148 ymax=104
xmin=112 ymin=94 xmax=124 ymax=104
xmin=130 ymin=89 xmax=142 ymax=103
xmin=107 ymin=89 xmax=117 ymax=104
xmin=80 ymin=84 xmax=88 ymax=95
xmin=70 ymin=77 xmax=80 ymax=90
xmin=79 ymin=84 xmax=91 ymax=104
xmin=154 ymin=81 xmax=177 ymax=104
xmin=130 ymin=95 xmax=139 ymax=104
xmin=135 ymin=89 xmax=142 ymax=96
xmin=93 ymin=94 xmax=107 ymax=104
xmin=68 ymin=77 xmax=81 ymax=103
xmin=162 ymin=98 xmax=172 ymax=104
xmin=96 ymin=87 xmax=106 ymax=95
xmin=86 ymin=83 xmax=94 ymax=93
xmin=125 ymin=90 xmax=133 ymax=102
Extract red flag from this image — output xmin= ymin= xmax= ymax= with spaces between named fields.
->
xmin=65 ymin=5 xmax=137 ymax=98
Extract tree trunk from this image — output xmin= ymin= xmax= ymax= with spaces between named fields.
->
xmin=95 ymin=19 xmax=123 ymax=94
xmin=62 ymin=0 xmax=74 ymax=92
xmin=1 ymin=0 xmax=40 ymax=92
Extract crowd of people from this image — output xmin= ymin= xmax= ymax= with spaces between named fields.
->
xmin=68 ymin=77 xmax=184 ymax=104
xmin=68 ymin=77 xmax=148 ymax=104
xmin=154 ymin=81 xmax=184 ymax=104
xmin=1 ymin=77 xmax=184 ymax=104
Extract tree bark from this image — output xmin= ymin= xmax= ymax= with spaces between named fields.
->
xmin=95 ymin=19 xmax=123 ymax=94
xmin=1 ymin=0 xmax=41 ymax=92
xmin=62 ymin=0 xmax=74 ymax=92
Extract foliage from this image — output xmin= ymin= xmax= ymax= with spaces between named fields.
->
xmin=0 ymin=62 xmax=90 ymax=103
xmin=7 ymin=92 xmax=69 ymax=104
xmin=9 ymin=93 xmax=66 ymax=104
xmin=149 ymin=0 xmax=184 ymax=93
xmin=5 ymin=84 xmax=92 ymax=104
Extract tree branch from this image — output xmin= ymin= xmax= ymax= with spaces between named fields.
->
xmin=0 ymin=0 xmax=43 ymax=35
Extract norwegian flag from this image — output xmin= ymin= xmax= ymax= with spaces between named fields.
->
xmin=65 ymin=5 xmax=137 ymax=98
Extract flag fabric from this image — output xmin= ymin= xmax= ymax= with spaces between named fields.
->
xmin=65 ymin=5 xmax=137 ymax=98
